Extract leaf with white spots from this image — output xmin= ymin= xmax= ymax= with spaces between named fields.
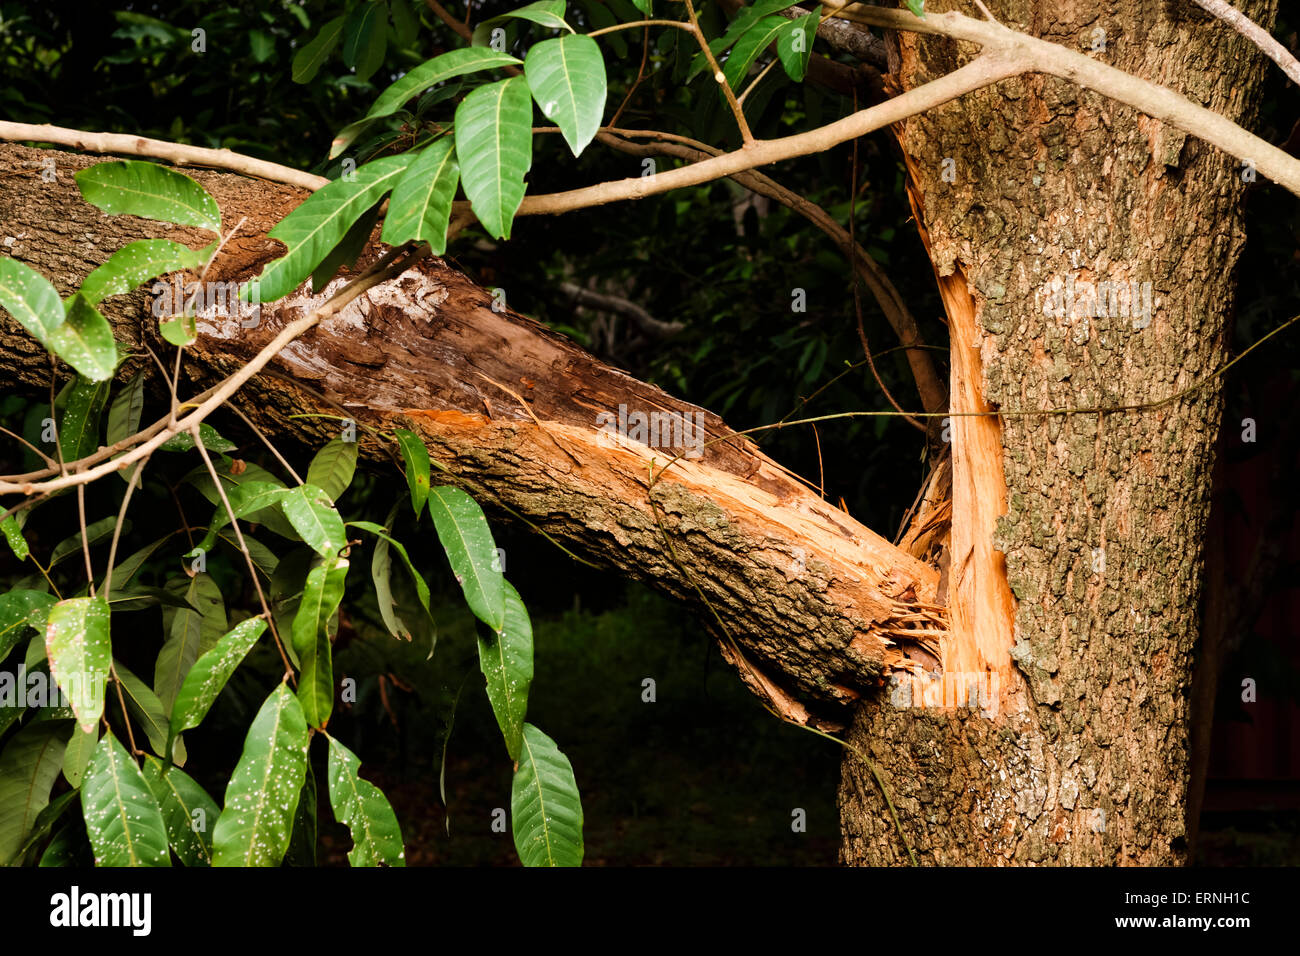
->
xmin=280 ymin=483 xmax=348 ymax=557
xmin=477 ymin=580 xmax=533 ymax=760
xmin=170 ymin=617 xmax=267 ymax=738
xmin=511 ymin=723 xmax=583 ymax=867
xmin=45 ymin=596 xmax=111 ymax=733
xmin=78 ymin=239 xmax=210 ymax=305
xmin=81 ymin=732 xmax=171 ymax=867
xmin=427 ymin=486 xmax=505 ymax=631
xmin=62 ymin=723 xmax=97 ymax=788
xmin=1 ymin=515 xmax=28 ymax=560
xmin=0 ymin=589 xmax=56 ymax=663
xmin=212 ymin=683 xmax=309 ymax=867
xmin=47 ymin=294 xmax=118 ymax=382
xmin=75 ymin=160 xmax=221 ymax=233
xmin=142 ymin=757 xmax=220 ymax=867
xmin=0 ymin=258 xmax=64 ymax=348
xmin=0 ymin=720 xmax=68 ymax=865
xmin=155 ymin=573 xmax=227 ymax=713
xmin=325 ymin=736 xmax=406 ymax=867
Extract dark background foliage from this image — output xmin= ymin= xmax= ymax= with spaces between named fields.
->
xmin=1 ymin=0 xmax=1296 ymax=863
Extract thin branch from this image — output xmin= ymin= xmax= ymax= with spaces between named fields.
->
xmin=0 ymin=245 xmax=426 ymax=497
xmin=1191 ymin=0 xmax=1300 ymax=87
xmin=0 ymin=121 xmax=328 ymax=191
xmin=76 ymin=482 xmax=95 ymax=595
xmin=228 ymin=403 xmax=305 ymax=485
xmin=102 ymin=455 xmax=147 ymax=601
xmin=191 ymin=425 xmax=295 ymax=681
xmin=683 ymin=0 xmax=756 ymax=146
xmin=0 ymin=425 xmax=56 ymax=468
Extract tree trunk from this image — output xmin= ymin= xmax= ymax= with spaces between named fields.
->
xmin=838 ymin=0 xmax=1272 ymax=864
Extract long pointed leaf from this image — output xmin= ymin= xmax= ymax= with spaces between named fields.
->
xmin=169 ymin=617 xmax=268 ymax=737
xmin=477 ymin=581 xmax=533 ymax=760
xmin=45 ymin=596 xmax=111 ymax=733
xmin=0 ymin=721 xmax=68 ymax=864
xmin=454 ymin=76 xmax=533 ymax=241
xmin=75 ymin=160 xmax=221 ymax=233
xmin=211 ymin=683 xmax=310 ymax=867
xmin=380 ymin=138 xmax=460 ymax=253
xmin=511 ymin=723 xmax=583 ymax=867
xmin=81 ymin=733 xmax=171 ymax=866
xmin=142 ymin=757 xmax=219 ymax=867
xmin=524 ymin=34 xmax=606 ymax=156
xmin=427 ymin=486 xmax=504 ymax=630
xmin=325 ymin=736 xmax=405 ymax=866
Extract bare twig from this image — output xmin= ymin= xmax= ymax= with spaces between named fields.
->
xmin=1190 ymin=0 xmax=1300 ymax=87
xmin=102 ymin=455 xmax=147 ymax=601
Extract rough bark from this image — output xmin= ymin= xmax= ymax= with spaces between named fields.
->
xmin=0 ymin=143 xmax=941 ymax=731
xmin=839 ymin=0 xmax=1272 ymax=864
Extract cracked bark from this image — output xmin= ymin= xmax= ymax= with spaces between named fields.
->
xmin=0 ymin=142 xmax=940 ymax=735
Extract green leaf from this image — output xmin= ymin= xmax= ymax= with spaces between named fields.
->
xmin=194 ymin=479 xmax=289 ymax=554
xmin=0 ymin=721 xmax=68 ymax=864
xmin=1 ymin=516 xmax=28 ymax=561
xmin=247 ymin=155 xmax=411 ymax=303
xmin=906 ymin=0 xmax=925 ymax=18
xmin=14 ymin=789 xmax=78 ymax=866
xmin=306 ymin=436 xmax=359 ymax=503
xmin=142 ymin=757 xmax=219 ymax=867
xmin=379 ymin=138 xmax=460 ymax=253
xmin=58 ymin=375 xmax=110 ymax=461
xmin=212 ymin=683 xmax=310 ymax=867
xmin=81 ymin=732 xmax=171 ymax=866
xmin=75 ymin=160 xmax=221 ymax=233
xmin=477 ymin=580 xmax=533 ymax=760
xmin=0 ymin=258 xmax=63 ymax=347
xmin=50 ymin=516 xmax=122 ymax=569
xmin=158 ymin=423 xmax=237 ymax=453
xmin=159 ymin=306 xmax=197 ymax=347
xmin=79 ymin=239 xmax=208 ymax=305
xmin=325 ymin=736 xmax=406 ymax=866
xmin=368 ymin=47 xmax=523 ymax=117
xmin=293 ymin=15 xmax=345 ymax=83
xmin=722 ymin=14 xmax=788 ymax=91
xmin=776 ymin=6 xmax=820 ymax=82
xmin=511 ymin=723 xmax=583 ymax=866
xmin=524 ymin=34 xmax=607 ymax=157
xmin=62 ymin=723 xmax=97 ymax=788
xmin=44 ymin=596 xmax=111 ymax=733
xmin=280 ymin=484 xmax=348 ymax=557
xmin=285 ymin=762 xmax=317 ymax=866
xmin=472 ymin=0 xmax=573 ymax=46
xmin=170 ymin=617 xmax=267 ymax=737
xmin=311 ymin=198 xmax=383 ymax=293
xmin=391 ymin=0 xmax=419 ymax=46
xmin=0 ymin=590 xmax=55 ymax=662
xmin=48 ymin=295 xmax=118 ymax=382
xmin=355 ymin=4 xmax=390 ymax=81
xmin=342 ymin=1 xmax=384 ymax=68
xmin=105 ymin=371 xmax=146 ymax=468
xmin=353 ymin=516 xmax=433 ymax=640
xmin=291 ymin=555 xmax=347 ymax=728
xmin=630 ymin=0 xmax=652 ymax=14
xmin=454 ymin=75 xmax=534 ymax=241
xmin=394 ymin=428 xmax=431 ymax=517
xmin=155 ymin=574 xmax=227 ymax=712
xmin=113 ymin=660 xmax=185 ymax=764
xmin=97 ymin=534 xmax=171 ymax=596
xmin=427 ymin=486 xmax=505 ymax=630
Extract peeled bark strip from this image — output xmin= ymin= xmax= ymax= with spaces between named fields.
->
xmin=0 ymin=143 xmax=940 ymax=726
